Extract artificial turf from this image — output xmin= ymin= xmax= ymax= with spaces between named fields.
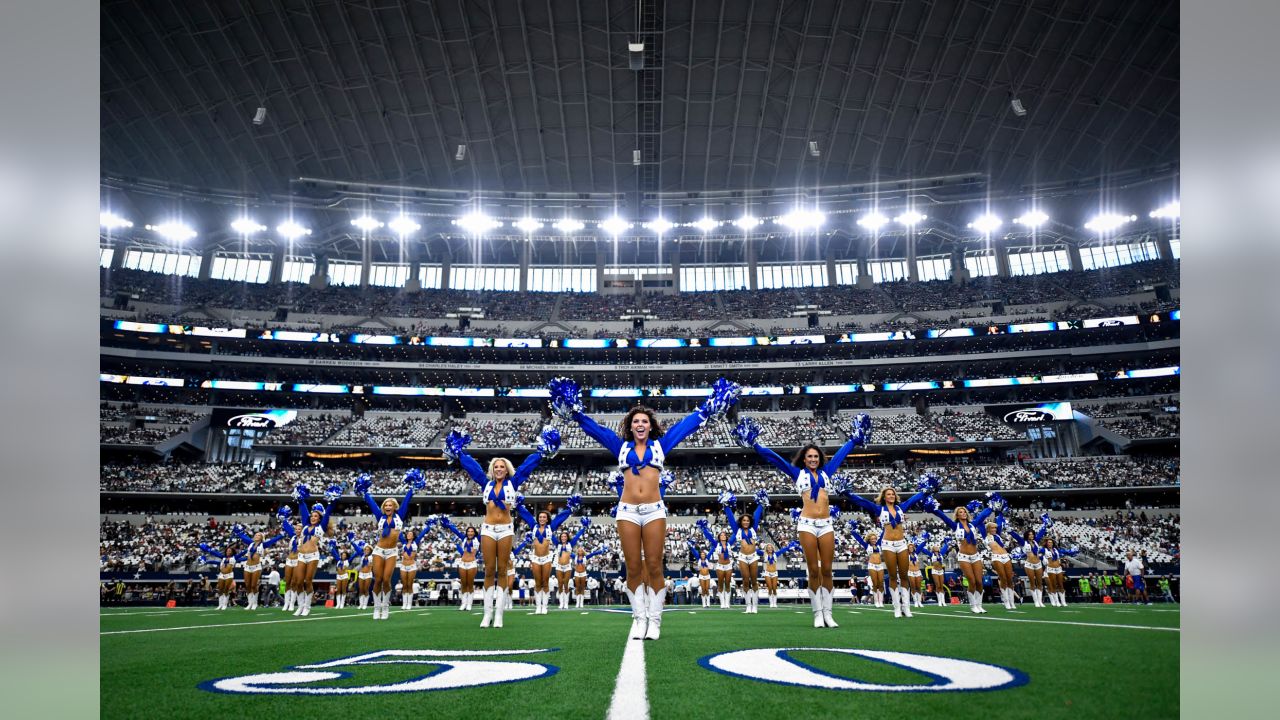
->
xmin=101 ymin=601 xmax=1178 ymax=719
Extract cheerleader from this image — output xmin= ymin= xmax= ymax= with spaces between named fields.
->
xmin=440 ymin=424 xmax=560 ymax=629
xmin=514 ymin=493 xmax=581 ymax=614
xmin=398 ymin=522 xmax=437 ymax=611
xmin=685 ymin=538 xmax=713 ymax=607
xmin=551 ymin=519 xmax=592 ymax=609
xmin=1041 ymin=536 xmax=1079 ymax=606
xmin=572 ymin=544 xmax=609 ymax=607
xmin=505 ymin=533 xmax=534 ymax=611
xmin=847 ymin=524 xmax=886 ymax=610
xmin=438 ymin=518 xmax=482 ymax=612
xmin=284 ymin=484 xmax=343 ymax=617
xmin=1007 ymin=514 xmax=1052 ymax=608
xmin=697 ymin=522 xmax=737 ymax=609
xmin=354 ymin=470 xmax=424 ymax=620
xmin=983 ymin=516 xmax=1018 ymax=610
xmin=734 ymin=412 xmax=871 ymax=628
xmin=551 ymin=376 xmax=740 ymax=640
xmin=231 ymin=523 xmax=288 ymax=611
xmin=839 ymin=474 xmax=933 ymax=619
xmin=926 ymin=539 xmax=952 ymax=607
xmin=717 ymin=491 xmax=769 ymax=614
xmin=761 ymin=541 xmax=801 ymax=608
xmin=347 ymin=534 xmax=374 ymax=610
xmin=280 ymin=527 xmax=300 ymax=612
xmin=196 ymin=541 xmax=245 ymax=610
xmin=924 ymin=494 xmax=998 ymax=614
xmin=327 ymin=540 xmax=351 ymax=609
xmin=906 ymin=534 xmax=930 ymax=608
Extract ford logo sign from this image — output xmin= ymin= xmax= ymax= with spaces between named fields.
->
xmin=227 ymin=413 xmax=278 ymax=429
xmin=1003 ymin=409 xmax=1054 ymax=423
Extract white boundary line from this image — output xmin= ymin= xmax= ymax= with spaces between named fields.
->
xmin=862 ymin=607 xmax=1178 ymax=632
xmin=101 ymin=613 xmax=366 ymax=635
xmin=606 ymin=638 xmax=649 ymax=720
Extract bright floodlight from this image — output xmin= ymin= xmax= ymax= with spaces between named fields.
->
xmin=453 ymin=212 xmax=497 ymax=235
xmin=734 ymin=214 xmax=761 ymax=231
xmin=895 ymin=210 xmax=926 ymax=227
xmin=100 ymin=212 xmax=133 ymax=230
xmin=1149 ymin=201 xmax=1180 ymax=219
xmin=514 ymin=216 xmax=543 ymax=234
xmin=276 ymin=220 xmax=311 ymax=240
xmin=778 ymin=208 xmax=825 ymax=231
xmin=231 ymin=218 xmax=266 ymax=235
xmin=968 ymin=213 xmax=1002 ymax=235
xmin=146 ymin=222 xmax=197 ymax=243
xmin=693 ymin=216 xmax=720 ymax=232
xmin=599 ymin=216 xmax=631 ymax=236
xmin=554 ymin=218 xmax=585 ymax=233
xmin=644 ymin=217 xmax=675 ymax=235
xmin=856 ymin=211 xmax=889 ymax=231
xmin=389 ymin=215 xmax=422 ymax=236
xmin=1084 ymin=212 xmax=1137 ymax=234
xmin=351 ymin=215 xmax=383 ymax=232
xmin=1013 ymin=210 xmax=1049 ymax=228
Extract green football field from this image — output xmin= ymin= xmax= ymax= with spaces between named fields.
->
xmin=101 ymin=600 xmax=1178 ymax=719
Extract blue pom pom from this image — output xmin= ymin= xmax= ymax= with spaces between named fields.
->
xmin=607 ymin=473 xmax=624 ymax=496
xmin=567 ymin=492 xmax=584 ymax=509
xmin=717 ymin=490 xmax=736 ymax=507
xmin=921 ymin=495 xmax=941 ymax=513
xmin=291 ymin=485 xmax=310 ymax=502
xmin=916 ymin=472 xmax=942 ymax=495
xmin=537 ymin=425 xmax=562 ymax=458
xmin=323 ymin=483 xmax=344 ymax=503
xmin=276 ymin=506 xmax=291 ymax=519
xmin=849 ymin=413 xmax=873 ymax=444
xmin=789 ymin=508 xmax=801 ymax=521
xmin=729 ymin=417 xmax=762 ymax=448
xmin=965 ymin=499 xmax=984 ymax=516
xmin=754 ymin=489 xmax=770 ymax=507
xmin=830 ymin=474 xmax=852 ymax=495
xmin=985 ymin=491 xmax=1006 ymax=512
xmin=701 ymin=378 xmax=742 ymax=419
xmin=442 ymin=428 xmax=472 ymax=463
xmin=547 ymin=377 xmax=583 ymax=421
xmin=353 ymin=474 xmax=372 ymax=495
xmin=404 ymin=468 xmax=426 ymax=491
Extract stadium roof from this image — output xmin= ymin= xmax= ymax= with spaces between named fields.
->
xmin=102 ymin=0 xmax=1178 ymax=200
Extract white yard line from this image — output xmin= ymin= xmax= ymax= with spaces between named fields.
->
xmin=606 ymin=638 xmax=649 ymax=720
xmin=101 ymin=613 xmax=363 ymax=636
xmin=862 ymin=607 xmax=1178 ymax=632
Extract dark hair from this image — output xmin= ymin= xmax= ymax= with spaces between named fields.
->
xmin=619 ymin=406 xmax=665 ymax=442
xmin=790 ymin=444 xmax=825 ymax=467
xmin=537 ymin=510 xmax=551 ymax=525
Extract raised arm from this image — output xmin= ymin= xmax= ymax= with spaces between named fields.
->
xmin=585 ymin=546 xmax=609 ymax=560
xmin=327 ymin=540 xmax=342 ymax=565
xmin=232 ymin=524 xmax=254 ymax=545
xmin=569 ymin=517 xmax=591 ymax=546
xmin=509 ymin=450 xmax=545 ymax=491
xmin=659 ymin=406 xmax=711 ymax=453
xmin=547 ymin=501 xmax=576 ymax=531
xmin=513 ymin=533 xmax=533 ymax=555
xmin=899 ymin=489 xmax=930 ymax=512
xmin=571 ymin=410 xmax=625 ymax=455
xmin=686 ymin=540 xmax=702 ymax=561
xmin=751 ymin=497 xmax=766 ymax=529
xmin=752 ymin=443 xmax=800 ymax=479
xmin=823 ymin=413 xmax=871 ymax=475
xmin=840 ymin=491 xmax=880 ymax=515
xmin=457 ymin=450 xmax=489 ymax=488
xmin=939 ymin=538 xmax=951 ymax=556
xmin=513 ymin=496 xmax=537 ymax=527
xmin=439 ymin=517 xmax=465 ymax=541
xmin=928 ymin=509 xmax=958 ymax=530
xmin=846 ymin=523 xmax=869 ymax=551
xmin=779 ymin=540 xmax=801 ymax=556
xmin=197 ymin=543 xmax=225 ymax=559
xmin=696 ymin=518 xmax=715 ymax=545
xmin=1007 ymin=528 xmax=1027 ymax=547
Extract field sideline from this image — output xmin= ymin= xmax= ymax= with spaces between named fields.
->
xmin=102 ymin=602 xmax=1179 ymax=719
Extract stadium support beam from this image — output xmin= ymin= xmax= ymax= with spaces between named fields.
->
xmin=596 ymin=246 xmax=605 ymax=293
xmin=951 ymin=248 xmax=970 ymax=284
xmin=405 ymin=252 xmax=422 ymax=293
xmin=824 ymin=247 xmax=836 ymax=288
xmin=519 ymin=241 xmax=530 ymax=292
xmin=269 ymin=247 xmax=285 ymax=284
xmin=995 ymin=245 xmax=1011 ymax=278
xmin=856 ymin=257 xmax=872 ymax=290
xmin=1155 ymin=234 xmax=1175 ymax=262
xmin=308 ymin=254 xmax=329 ymax=290
xmin=671 ymin=246 xmax=682 ymax=292
xmin=746 ymin=240 xmax=759 ymax=291
xmin=360 ymin=238 xmax=372 ymax=289
xmin=1067 ymin=243 xmax=1084 ymax=272
xmin=110 ymin=242 xmax=127 ymax=270
xmin=906 ymin=235 xmax=919 ymax=282
xmin=198 ymin=246 xmax=215 ymax=281
xmin=441 ymin=255 xmax=451 ymax=291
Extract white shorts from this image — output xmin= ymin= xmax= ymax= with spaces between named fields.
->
xmin=574 ymin=571 xmax=587 ymax=579
xmin=881 ymin=538 xmax=909 ymax=553
xmin=358 ymin=572 xmax=373 ymax=581
xmin=508 ymin=568 xmax=516 ymax=577
xmin=298 ymin=552 xmax=320 ymax=564
xmin=399 ymin=563 xmax=416 ymax=573
xmin=481 ymin=522 xmax=514 ymax=541
xmin=762 ymin=571 xmax=778 ymax=579
xmin=1046 ymin=566 xmax=1064 ymax=575
xmin=532 ymin=554 xmax=554 ymax=566
xmin=737 ymin=553 xmax=758 ymax=565
xmin=796 ymin=515 xmax=833 ymax=538
xmin=867 ymin=563 xmax=886 ymax=572
xmin=615 ymin=500 xmax=666 ymax=527
xmin=244 ymin=564 xmax=261 ymax=573
xmin=373 ymin=545 xmax=399 ymax=559
xmin=554 ymin=563 xmax=572 ymax=573
xmin=217 ymin=573 xmax=233 ymax=581
xmin=1024 ymin=562 xmax=1043 ymax=571
xmin=991 ymin=553 xmax=1011 ymax=564
xmin=715 ymin=563 xmax=732 ymax=572
xmin=456 ymin=560 xmax=478 ymax=571
xmin=908 ymin=571 xmax=922 ymax=578
xmin=956 ymin=552 xmax=982 ymax=564
xmin=285 ymin=558 xmax=298 ymax=568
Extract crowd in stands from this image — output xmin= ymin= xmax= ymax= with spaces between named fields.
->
xmin=1043 ymin=511 xmax=1180 ymax=565
xmin=102 ymin=260 xmax=1178 ymax=325
xmin=325 ymin=415 xmax=446 ymax=447
xmin=100 ymin=426 xmax=178 ymax=445
xmin=1096 ymin=414 xmax=1180 ymax=439
xmin=261 ymin=413 xmax=350 ymax=445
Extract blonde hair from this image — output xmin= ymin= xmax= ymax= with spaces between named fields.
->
xmin=875 ymin=487 xmax=898 ymax=505
xmin=381 ymin=497 xmax=400 ymax=510
xmin=488 ymin=457 xmax=517 ymax=480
